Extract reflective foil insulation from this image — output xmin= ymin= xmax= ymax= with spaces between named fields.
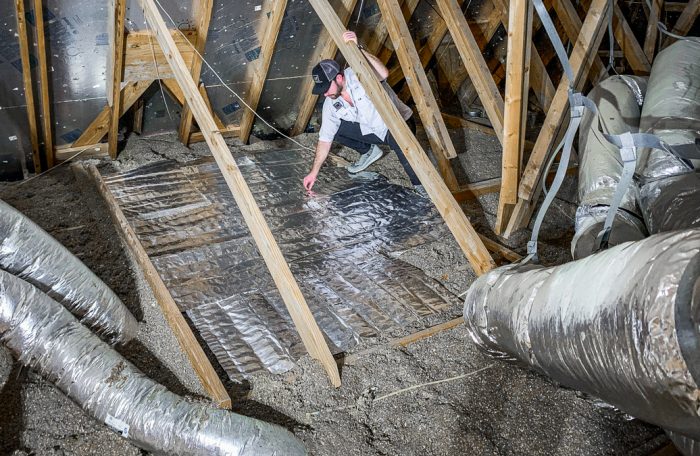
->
xmin=0 ymin=199 xmax=138 ymax=344
xmin=463 ymin=229 xmax=700 ymax=440
xmin=0 ymin=268 xmax=306 ymax=456
xmin=102 ymin=149 xmax=459 ymax=381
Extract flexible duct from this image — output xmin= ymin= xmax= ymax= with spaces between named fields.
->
xmin=637 ymin=40 xmax=700 ymax=233
xmin=463 ymin=229 xmax=700 ymax=439
xmin=572 ymin=75 xmax=648 ymax=258
xmin=0 ymin=268 xmax=306 ymax=455
xmin=0 ymin=199 xmax=137 ymax=344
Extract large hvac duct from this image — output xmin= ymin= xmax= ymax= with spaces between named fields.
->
xmin=463 ymin=229 xmax=700 ymax=439
xmin=0 ymin=268 xmax=306 ymax=456
xmin=0 ymin=200 xmax=137 ymax=344
xmin=572 ymin=75 xmax=648 ymax=259
xmin=637 ymin=39 xmax=700 ymax=234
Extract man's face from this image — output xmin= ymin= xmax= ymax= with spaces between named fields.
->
xmin=324 ymin=75 xmax=343 ymax=99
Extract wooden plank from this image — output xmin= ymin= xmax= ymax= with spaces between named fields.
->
xmin=32 ymin=0 xmax=54 ymax=167
xmin=376 ymin=0 xmax=459 ymax=191
xmin=132 ymin=98 xmax=145 ymax=135
xmin=664 ymin=0 xmax=700 ymax=47
xmin=189 ymin=124 xmax=241 ymax=144
xmin=495 ymin=0 xmax=533 ymax=235
xmin=107 ymin=0 xmax=127 ymax=159
xmin=478 ymin=235 xmax=523 ymax=262
xmin=374 ymin=0 xmax=420 ymax=62
xmin=86 ymin=164 xmax=231 ymax=409
xmin=178 ymin=0 xmax=213 ymax=146
xmin=123 ymin=30 xmax=197 ymax=81
xmin=55 ymin=143 xmax=110 ymax=162
xmin=137 ymin=0 xmax=341 ymax=387
xmin=238 ymin=0 xmax=288 ymax=144
xmin=394 ymin=317 xmax=465 ymax=347
xmin=665 ymin=1 xmax=687 ymax=12
xmin=441 ymin=112 xmax=536 ymax=151
xmin=612 ymin=4 xmax=652 ymax=74
xmin=289 ymin=0 xmax=358 ymax=137
xmin=644 ymin=0 xmax=663 ymax=60
xmin=15 ymin=0 xmax=41 ymax=173
xmin=309 ymin=0 xmax=496 ymax=276
xmin=435 ymin=0 xmax=505 ymax=143
xmin=73 ymin=80 xmax=153 ymax=147
xmin=161 ymin=78 xmax=185 ymax=105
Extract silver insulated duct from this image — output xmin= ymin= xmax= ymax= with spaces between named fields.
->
xmin=0 ymin=199 xmax=137 ymax=344
xmin=637 ymin=39 xmax=700 ymax=234
xmin=0 ymin=268 xmax=306 ymax=455
xmin=463 ymin=229 xmax=700 ymax=439
xmin=572 ymin=75 xmax=648 ymax=259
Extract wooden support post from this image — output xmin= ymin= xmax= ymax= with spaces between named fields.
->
xmin=505 ymin=0 xmax=613 ymax=236
xmin=86 ymin=164 xmax=231 ymax=409
xmin=107 ymin=0 xmax=127 ymax=159
xmin=495 ymin=0 xmax=533 ymax=235
xmin=376 ymin=0 xmax=459 ymax=191
xmin=663 ymin=0 xmax=700 ymax=47
xmin=15 ymin=0 xmax=41 ymax=173
xmin=177 ymin=0 xmax=213 ymax=146
xmin=289 ymin=0 xmax=357 ymax=137
xmin=435 ymin=0 xmax=505 ymax=143
xmin=611 ymin=4 xmax=651 ymax=74
xmin=238 ymin=0 xmax=288 ymax=144
xmin=644 ymin=0 xmax=664 ymax=60
xmin=372 ymin=0 xmax=420 ymax=63
xmin=132 ymin=99 xmax=145 ymax=134
xmin=309 ymin=0 xmax=496 ymax=276
xmin=136 ymin=0 xmax=341 ymax=387
xmin=32 ymin=0 xmax=53 ymax=167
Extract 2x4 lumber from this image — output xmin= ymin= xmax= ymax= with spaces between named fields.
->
xmin=309 ymin=0 xmax=496 ymax=276
xmin=376 ymin=0 xmax=459 ymax=191
xmin=505 ymin=0 xmax=613 ymax=236
xmin=644 ymin=0 xmax=664 ymax=60
xmin=123 ymin=30 xmax=198 ymax=81
xmin=137 ymin=0 xmax=341 ymax=387
xmin=108 ymin=0 xmax=127 ymax=159
xmin=32 ymin=0 xmax=53 ymax=168
xmin=289 ymin=0 xmax=358 ymax=137
xmin=495 ymin=0 xmax=533 ymax=235
xmin=665 ymin=1 xmax=688 ymax=12
xmin=663 ymin=0 xmax=700 ymax=46
xmin=55 ymin=143 xmax=110 ymax=162
xmin=374 ymin=0 xmax=420 ymax=63
xmin=435 ymin=0 xmax=505 ymax=144
xmin=611 ymin=4 xmax=652 ymax=74
xmin=73 ymin=80 xmax=153 ymax=147
xmin=177 ymin=0 xmax=213 ymax=146
xmin=14 ymin=0 xmax=41 ymax=173
xmin=238 ymin=0 xmax=288 ymax=144
xmin=86 ymin=164 xmax=231 ymax=409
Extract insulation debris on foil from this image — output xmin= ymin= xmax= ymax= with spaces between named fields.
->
xmin=104 ymin=149 xmax=459 ymax=380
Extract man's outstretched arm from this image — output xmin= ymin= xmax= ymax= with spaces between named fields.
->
xmin=342 ymin=31 xmax=389 ymax=80
xmin=303 ymin=140 xmax=333 ymax=191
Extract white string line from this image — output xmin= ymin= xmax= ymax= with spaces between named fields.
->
xmin=14 ymin=146 xmax=93 ymax=186
xmin=143 ymin=15 xmax=174 ymax=120
xmin=151 ymin=0 xmax=315 ymax=152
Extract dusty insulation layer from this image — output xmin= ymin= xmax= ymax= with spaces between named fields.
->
xmin=103 ymin=149 xmax=459 ymax=380
xmin=464 ymin=229 xmax=700 ymax=439
xmin=0 ymin=199 xmax=137 ymax=344
xmin=0 ymin=268 xmax=306 ymax=456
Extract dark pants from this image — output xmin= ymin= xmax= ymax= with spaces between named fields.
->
xmin=333 ymin=117 xmax=420 ymax=185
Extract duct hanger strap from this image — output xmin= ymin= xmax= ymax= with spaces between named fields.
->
xmin=532 ymin=0 xmax=575 ymax=85
xmin=604 ymin=133 xmax=700 ymax=165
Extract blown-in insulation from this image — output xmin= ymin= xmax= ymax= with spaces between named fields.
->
xmin=0 ymin=200 xmax=137 ymax=344
xmin=463 ymin=229 xmax=700 ymax=439
xmin=0 ymin=268 xmax=306 ymax=455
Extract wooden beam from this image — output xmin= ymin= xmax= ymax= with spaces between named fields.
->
xmin=374 ymin=0 xmax=420 ymax=62
xmin=289 ymin=0 xmax=358 ymax=137
xmin=161 ymin=78 xmax=185 ymax=105
xmin=611 ymin=4 xmax=652 ymax=74
xmin=665 ymin=1 xmax=687 ymax=12
xmin=644 ymin=0 xmax=663 ymax=60
xmin=504 ymin=0 xmax=612 ymax=236
xmin=136 ymin=0 xmax=341 ymax=387
xmin=478 ymin=235 xmax=523 ymax=262
xmin=15 ymin=0 xmax=41 ymax=173
xmin=435 ymin=0 xmax=505 ymax=144
xmin=238 ymin=0 xmax=288 ymax=144
xmin=663 ymin=0 xmax=700 ymax=47
xmin=441 ymin=112 xmax=499 ymax=136
xmin=86 ymin=164 xmax=231 ymax=409
xmin=376 ymin=0 xmax=459 ymax=191
xmin=188 ymin=124 xmax=241 ymax=144
xmin=73 ymin=80 xmax=153 ymax=147
xmin=309 ymin=0 xmax=496 ymax=276
xmin=123 ymin=30 xmax=198 ymax=81
xmin=177 ymin=0 xmax=214 ymax=146
xmin=55 ymin=143 xmax=110 ymax=162
xmin=32 ymin=0 xmax=54 ymax=167
xmin=107 ymin=0 xmax=127 ymax=159
xmin=132 ymin=98 xmax=145 ymax=135
xmin=495 ymin=0 xmax=533 ymax=235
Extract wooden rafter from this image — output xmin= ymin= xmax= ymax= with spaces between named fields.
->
xmin=32 ymin=0 xmax=54 ymax=167
xmin=663 ymin=0 xmax=700 ymax=47
xmin=611 ymin=4 xmax=651 ymax=74
xmin=136 ymin=0 xmax=341 ymax=387
xmin=123 ymin=30 xmax=198 ymax=81
xmin=495 ymin=0 xmax=533 ymax=235
xmin=239 ymin=0 xmax=288 ymax=144
xmin=309 ymin=0 xmax=496 ymax=276
xmin=290 ymin=0 xmax=358 ymax=137
xmin=644 ymin=0 xmax=664 ymax=60
xmin=504 ymin=0 xmax=614 ymax=236
xmin=107 ymin=0 xmax=127 ymax=159
xmin=376 ymin=0 xmax=459 ymax=191
xmin=370 ymin=0 xmax=420 ymax=62
xmin=177 ymin=0 xmax=213 ymax=146
xmin=15 ymin=0 xmax=41 ymax=173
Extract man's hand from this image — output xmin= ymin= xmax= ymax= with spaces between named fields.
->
xmin=343 ymin=30 xmax=358 ymax=45
xmin=303 ymin=172 xmax=318 ymax=191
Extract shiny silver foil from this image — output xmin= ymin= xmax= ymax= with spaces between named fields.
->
xmin=571 ymin=205 xmax=646 ymax=259
xmin=0 ymin=269 xmax=306 ymax=456
xmin=464 ymin=229 xmax=700 ymax=439
xmin=669 ymin=431 xmax=700 ymax=456
xmin=103 ymin=149 xmax=459 ymax=381
xmin=0 ymin=199 xmax=137 ymax=344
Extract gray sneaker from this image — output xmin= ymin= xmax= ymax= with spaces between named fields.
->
xmin=347 ymin=145 xmax=383 ymax=173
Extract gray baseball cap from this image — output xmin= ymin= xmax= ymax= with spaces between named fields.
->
xmin=311 ymin=59 xmax=341 ymax=95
